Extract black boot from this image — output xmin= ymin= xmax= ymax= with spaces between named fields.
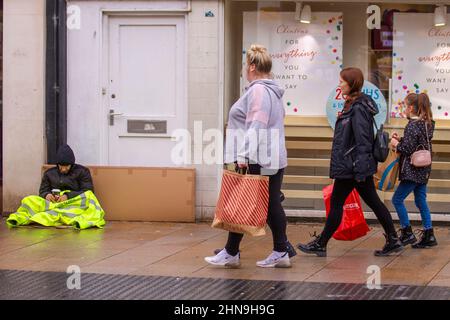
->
xmin=214 ymin=240 xmax=297 ymax=258
xmin=374 ymin=232 xmax=404 ymax=256
xmin=398 ymin=226 xmax=417 ymax=246
xmin=412 ymin=228 xmax=438 ymax=249
xmin=285 ymin=240 xmax=297 ymax=258
xmin=296 ymin=232 xmax=327 ymax=257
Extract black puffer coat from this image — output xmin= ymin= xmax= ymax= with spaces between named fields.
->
xmin=330 ymin=94 xmax=378 ymax=181
xmin=39 ymin=145 xmax=94 ymax=199
xmin=397 ymin=119 xmax=434 ymax=184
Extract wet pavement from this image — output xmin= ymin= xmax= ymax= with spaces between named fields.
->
xmin=1 ymin=219 xmax=449 ymax=299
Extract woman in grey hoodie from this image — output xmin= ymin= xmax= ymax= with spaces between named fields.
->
xmin=205 ymin=44 xmax=294 ymax=268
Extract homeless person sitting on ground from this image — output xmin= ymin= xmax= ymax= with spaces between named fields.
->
xmin=7 ymin=145 xmax=106 ymax=229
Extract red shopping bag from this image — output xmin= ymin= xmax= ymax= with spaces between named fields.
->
xmin=212 ymin=169 xmax=269 ymax=236
xmin=323 ymin=184 xmax=370 ymax=241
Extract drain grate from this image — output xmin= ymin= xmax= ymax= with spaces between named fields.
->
xmin=0 ymin=269 xmax=449 ymax=300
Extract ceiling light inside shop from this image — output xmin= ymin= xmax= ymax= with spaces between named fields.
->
xmin=295 ymin=2 xmax=302 ymax=21
xmin=434 ymin=5 xmax=447 ymax=27
xmin=300 ymin=4 xmax=312 ymax=24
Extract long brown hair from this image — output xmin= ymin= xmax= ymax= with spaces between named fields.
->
xmin=405 ymin=92 xmax=433 ymax=124
xmin=341 ymin=67 xmax=364 ymax=112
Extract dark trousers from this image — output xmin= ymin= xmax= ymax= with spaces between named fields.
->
xmin=320 ymin=176 xmax=396 ymax=246
xmin=225 ymin=164 xmax=288 ymax=256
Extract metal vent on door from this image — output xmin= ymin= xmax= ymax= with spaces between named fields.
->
xmin=127 ymin=120 xmax=167 ymax=134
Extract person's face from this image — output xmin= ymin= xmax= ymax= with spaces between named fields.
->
xmin=339 ymin=76 xmax=351 ymax=96
xmin=58 ymin=164 xmax=71 ymax=174
xmin=245 ymin=60 xmax=257 ymax=83
xmin=402 ymin=99 xmax=414 ymax=118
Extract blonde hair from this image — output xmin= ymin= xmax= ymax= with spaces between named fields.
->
xmin=246 ymin=44 xmax=272 ymax=74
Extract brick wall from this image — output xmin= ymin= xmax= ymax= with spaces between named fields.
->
xmin=188 ymin=0 xmax=223 ymax=220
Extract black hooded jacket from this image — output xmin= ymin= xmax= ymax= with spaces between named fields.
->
xmin=330 ymin=94 xmax=378 ymax=181
xmin=39 ymin=145 xmax=94 ymax=199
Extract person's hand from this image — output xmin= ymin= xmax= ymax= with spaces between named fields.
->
xmin=45 ymin=193 xmax=57 ymax=202
xmin=391 ymin=132 xmax=400 ymax=141
xmin=57 ymin=194 xmax=68 ymax=202
xmin=237 ymin=162 xmax=248 ymax=169
xmin=390 ymin=138 xmax=399 ymax=148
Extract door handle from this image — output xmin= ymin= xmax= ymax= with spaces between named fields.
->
xmin=109 ymin=109 xmax=124 ymax=126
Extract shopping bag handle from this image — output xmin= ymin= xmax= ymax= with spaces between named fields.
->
xmin=234 ymin=159 xmax=252 ymax=175
xmin=236 ymin=165 xmax=248 ymax=175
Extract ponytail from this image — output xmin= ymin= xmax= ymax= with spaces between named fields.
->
xmin=417 ymin=93 xmax=433 ymax=124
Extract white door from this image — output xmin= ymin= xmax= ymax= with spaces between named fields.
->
xmin=105 ymin=15 xmax=186 ymax=166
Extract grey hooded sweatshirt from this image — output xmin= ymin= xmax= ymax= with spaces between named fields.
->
xmin=224 ymin=79 xmax=287 ymax=170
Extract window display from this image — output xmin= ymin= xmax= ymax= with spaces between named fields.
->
xmin=242 ymin=11 xmax=343 ymax=115
xmin=392 ymin=12 xmax=450 ymax=119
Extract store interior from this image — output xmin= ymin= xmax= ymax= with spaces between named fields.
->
xmin=224 ymin=1 xmax=450 ymax=214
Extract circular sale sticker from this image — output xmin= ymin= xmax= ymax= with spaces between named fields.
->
xmin=326 ymin=81 xmax=387 ymax=130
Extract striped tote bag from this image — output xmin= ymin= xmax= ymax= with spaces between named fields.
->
xmin=212 ymin=169 xmax=269 ymax=236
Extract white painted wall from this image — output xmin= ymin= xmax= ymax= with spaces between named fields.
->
xmin=66 ymin=0 xmax=222 ymax=220
xmin=188 ymin=0 xmax=223 ymax=220
xmin=66 ymin=1 xmax=190 ymax=166
xmin=3 ymin=0 xmax=46 ymax=212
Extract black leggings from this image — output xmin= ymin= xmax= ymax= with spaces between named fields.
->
xmin=320 ymin=176 xmax=396 ymax=246
xmin=225 ymin=164 xmax=288 ymax=255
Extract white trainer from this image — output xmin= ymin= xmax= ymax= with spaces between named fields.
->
xmin=204 ymin=249 xmax=240 ymax=268
xmin=256 ymin=251 xmax=291 ymax=268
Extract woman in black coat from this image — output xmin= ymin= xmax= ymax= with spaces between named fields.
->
xmin=297 ymin=67 xmax=402 ymax=257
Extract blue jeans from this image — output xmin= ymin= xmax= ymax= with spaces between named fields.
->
xmin=392 ymin=181 xmax=432 ymax=229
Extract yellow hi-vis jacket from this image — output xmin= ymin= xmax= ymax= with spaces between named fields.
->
xmin=6 ymin=190 xmax=106 ymax=230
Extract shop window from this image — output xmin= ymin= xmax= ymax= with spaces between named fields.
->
xmin=225 ymin=1 xmax=450 ymax=214
xmin=225 ymin=1 xmax=448 ymax=121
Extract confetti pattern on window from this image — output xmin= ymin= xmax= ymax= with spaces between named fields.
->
xmin=242 ymin=12 xmax=343 ymax=116
xmin=392 ymin=13 xmax=450 ymax=119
